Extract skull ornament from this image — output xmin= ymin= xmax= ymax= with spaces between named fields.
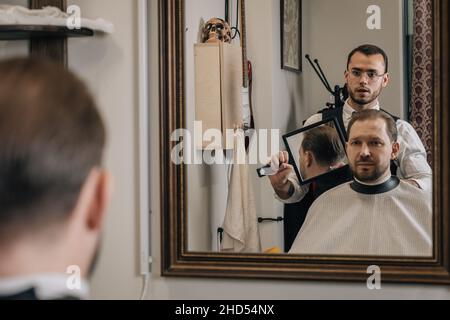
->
xmin=202 ymin=18 xmax=232 ymax=44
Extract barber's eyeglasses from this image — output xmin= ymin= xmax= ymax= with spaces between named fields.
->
xmin=349 ymin=69 xmax=386 ymax=81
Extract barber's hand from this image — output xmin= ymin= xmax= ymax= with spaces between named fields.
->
xmin=268 ymin=151 xmax=294 ymax=199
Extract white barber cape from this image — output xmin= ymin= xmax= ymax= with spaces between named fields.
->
xmin=289 ymin=177 xmax=432 ymax=257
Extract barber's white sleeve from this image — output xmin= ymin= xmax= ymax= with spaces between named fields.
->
xmin=274 ymin=113 xmax=322 ymax=203
xmin=396 ymin=120 xmax=432 ymax=192
xmin=303 ymin=113 xmax=323 ymax=127
xmin=274 ymin=172 xmax=310 ymax=203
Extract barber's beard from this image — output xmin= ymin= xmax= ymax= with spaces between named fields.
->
xmin=349 ymin=84 xmax=383 ymax=107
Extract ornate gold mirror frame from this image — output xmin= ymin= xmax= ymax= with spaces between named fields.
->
xmin=159 ymin=0 xmax=450 ymax=284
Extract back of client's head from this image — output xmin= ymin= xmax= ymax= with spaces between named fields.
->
xmin=0 ymin=58 xmax=108 ymax=276
xmin=301 ymin=125 xmax=345 ymax=167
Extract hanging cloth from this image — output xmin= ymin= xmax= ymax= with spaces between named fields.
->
xmin=221 ymin=130 xmax=261 ymax=253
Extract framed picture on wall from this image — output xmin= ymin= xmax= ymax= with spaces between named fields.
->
xmin=281 ymin=0 xmax=302 ymax=72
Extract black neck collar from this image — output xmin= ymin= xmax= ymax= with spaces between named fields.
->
xmin=350 ymin=176 xmax=400 ymax=195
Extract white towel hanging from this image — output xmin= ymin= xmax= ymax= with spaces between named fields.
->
xmin=221 ymin=130 xmax=261 ymax=253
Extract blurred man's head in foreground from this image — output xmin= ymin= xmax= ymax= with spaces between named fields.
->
xmin=0 ymin=58 xmax=111 ymax=279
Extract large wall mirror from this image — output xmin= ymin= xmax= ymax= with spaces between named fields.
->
xmin=160 ymin=0 xmax=450 ymax=283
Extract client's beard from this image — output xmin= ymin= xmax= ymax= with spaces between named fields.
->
xmin=352 ymin=161 xmax=390 ymax=182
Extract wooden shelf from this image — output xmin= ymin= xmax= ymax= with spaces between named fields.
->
xmin=0 ymin=25 xmax=94 ymax=41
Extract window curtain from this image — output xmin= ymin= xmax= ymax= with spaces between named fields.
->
xmin=410 ymin=0 xmax=433 ymax=165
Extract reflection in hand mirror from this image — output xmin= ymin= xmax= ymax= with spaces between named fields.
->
xmin=283 ymin=119 xmax=349 ymax=185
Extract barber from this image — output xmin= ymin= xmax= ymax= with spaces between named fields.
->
xmin=270 ymin=44 xmax=432 ymax=204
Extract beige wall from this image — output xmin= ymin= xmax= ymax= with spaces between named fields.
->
xmin=67 ymin=0 xmax=143 ymax=298
xmin=302 ymin=0 xmax=405 ymax=118
xmin=246 ymin=0 xmax=297 ymax=251
xmin=0 ymin=0 xmax=441 ymax=299
xmin=185 ymin=0 xmax=228 ymax=253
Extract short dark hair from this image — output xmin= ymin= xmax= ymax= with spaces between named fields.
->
xmin=301 ymin=125 xmax=346 ymax=167
xmin=347 ymin=44 xmax=388 ymax=73
xmin=0 ymin=58 xmax=106 ymax=242
xmin=347 ymin=109 xmax=398 ymax=142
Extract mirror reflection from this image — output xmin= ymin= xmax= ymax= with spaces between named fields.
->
xmin=183 ymin=0 xmax=433 ymax=256
xmin=283 ymin=119 xmax=348 ymax=184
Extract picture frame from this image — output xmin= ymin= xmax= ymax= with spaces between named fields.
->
xmin=281 ymin=0 xmax=302 ymax=72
